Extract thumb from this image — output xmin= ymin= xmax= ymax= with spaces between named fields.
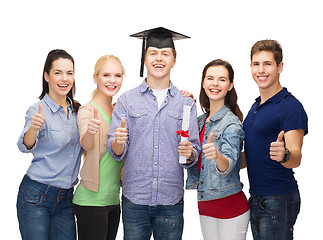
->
xmin=276 ymin=130 xmax=285 ymax=142
xmin=120 ymin=117 xmax=126 ymax=128
xmin=93 ymin=107 xmax=98 ymax=120
xmin=39 ymin=104 xmax=43 ymax=115
xmin=207 ymin=132 xmax=214 ymax=144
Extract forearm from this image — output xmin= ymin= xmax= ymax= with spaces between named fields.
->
xmin=240 ymin=152 xmax=247 ymax=169
xmin=80 ymin=132 xmax=95 ymax=150
xmin=111 ymin=139 xmax=125 ymax=156
xmin=214 ymin=152 xmax=229 ymax=172
xmin=281 ymin=148 xmax=302 ymax=169
xmin=23 ymin=128 xmax=38 ymax=150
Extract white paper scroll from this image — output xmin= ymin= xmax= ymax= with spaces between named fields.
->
xmin=179 ymin=105 xmax=191 ymax=164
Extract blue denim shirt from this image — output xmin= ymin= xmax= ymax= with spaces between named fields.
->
xmin=107 ymin=80 xmax=201 ymax=206
xmin=186 ymin=106 xmax=244 ymax=201
xmin=17 ymin=94 xmax=82 ymax=189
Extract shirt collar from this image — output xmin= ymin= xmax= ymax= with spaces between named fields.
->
xmin=140 ymin=79 xmax=175 ymax=97
xmin=43 ymin=93 xmax=73 ymax=113
xmin=255 ymin=87 xmax=290 ymax=105
xmin=209 ymin=105 xmax=230 ymax=121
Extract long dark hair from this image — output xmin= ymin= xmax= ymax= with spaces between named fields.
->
xmin=199 ymin=59 xmax=243 ymax=122
xmin=39 ymin=49 xmax=80 ymax=113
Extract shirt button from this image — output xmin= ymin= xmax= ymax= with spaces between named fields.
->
xmin=254 ymin=110 xmax=257 ymax=114
xmin=201 ymin=195 xmax=204 ymax=199
xmin=155 ymin=146 xmax=158 ymax=149
xmin=154 ymin=178 xmax=157 ymax=181
xmin=70 ymin=155 xmax=73 ymax=158
xmin=209 ymin=123 xmax=212 ymax=126
xmin=155 ymin=130 xmax=158 ymax=133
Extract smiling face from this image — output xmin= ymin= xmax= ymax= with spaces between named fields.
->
xmin=144 ymin=47 xmax=176 ymax=81
xmin=44 ymin=58 xmax=74 ymax=102
xmin=250 ymin=50 xmax=283 ymax=91
xmin=202 ymin=65 xmax=233 ymax=107
xmin=94 ymin=61 xmax=123 ymax=97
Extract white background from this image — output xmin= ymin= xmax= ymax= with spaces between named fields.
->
xmin=1 ymin=0 xmax=321 ymax=239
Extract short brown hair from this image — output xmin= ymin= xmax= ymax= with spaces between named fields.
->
xmin=251 ymin=40 xmax=283 ymax=66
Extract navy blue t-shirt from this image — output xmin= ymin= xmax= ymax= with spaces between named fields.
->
xmin=243 ymin=88 xmax=308 ymax=196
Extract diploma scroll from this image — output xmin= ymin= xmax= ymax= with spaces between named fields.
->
xmin=178 ymin=105 xmax=191 ymax=164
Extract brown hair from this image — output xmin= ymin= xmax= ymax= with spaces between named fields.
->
xmin=39 ymin=49 xmax=80 ymax=112
xmin=250 ymin=39 xmax=283 ymax=66
xmin=199 ymin=59 xmax=243 ymax=122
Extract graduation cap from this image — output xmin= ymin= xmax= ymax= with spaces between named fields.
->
xmin=130 ymin=27 xmax=190 ymax=77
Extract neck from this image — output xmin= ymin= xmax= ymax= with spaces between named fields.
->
xmin=91 ymin=89 xmax=113 ymax=110
xmin=146 ymin=74 xmax=170 ymax=90
xmin=208 ymin=100 xmax=225 ymax=120
xmin=259 ymin=83 xmax=283 ymax=104
xmin=48 ymin=92 xmax=68 ymax=107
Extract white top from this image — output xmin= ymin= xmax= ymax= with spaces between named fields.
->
xmin=152 ymin=88 xmax=168 ymax=109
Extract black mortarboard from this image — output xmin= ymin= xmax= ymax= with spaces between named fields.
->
xmin=130 ymin=27 xmax=190 ymax=77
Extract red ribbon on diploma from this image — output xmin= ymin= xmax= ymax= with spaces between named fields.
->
xmin=176 ymin=130 xmax=189 ymax=138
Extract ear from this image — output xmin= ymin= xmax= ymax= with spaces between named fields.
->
xmin=278 ymin=62 xmax=283 ymax=74
xmin=44 ymin=72 xmax=49 ymax=83
xmin=93 ymin=74 xmax=98 ymax=84
xmin=172 ymin=58 xmax=176 ymax=68
xmin=229 ymin=82 xmax=234 ymax=91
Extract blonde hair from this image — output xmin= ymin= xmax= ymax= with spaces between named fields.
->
xmin=92 ymin=55 xmax=125 ymax=97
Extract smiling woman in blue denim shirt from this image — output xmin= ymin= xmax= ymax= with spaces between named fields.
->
xmin=186 ymin=59 xmax=249 ymax=240
xmin=16 ymin=49 xmax=82 ymax=240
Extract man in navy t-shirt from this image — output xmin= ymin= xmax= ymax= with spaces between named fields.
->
xmin=243 ymin=40 xmax=308 ymax=240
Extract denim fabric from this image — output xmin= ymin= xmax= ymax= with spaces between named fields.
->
xmin=17 ymin=175 xmax=76 ymax=240
xmin=186 ymin=106 xmax=244 ymax=201
xmin=17 ymin=94 xmax=82 ymax=189
xmin=121 ymin=195 xmax=184 ymax=240
xmin=249 ymin=190 xmax=300 ymax=240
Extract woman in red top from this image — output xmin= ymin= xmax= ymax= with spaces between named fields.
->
xmin=187 ymin=59 xmax=249 ymax=240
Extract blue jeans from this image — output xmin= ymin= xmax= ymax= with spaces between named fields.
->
xmin=249 ymin=190 xmax=300 ymax=240
xmin=122 ymin=195 xmax=184 ymax=240
xmin=16 ymin=175 xmax=76 ymax=240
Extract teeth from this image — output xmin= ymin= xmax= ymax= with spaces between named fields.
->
xmin=154 ymin=65 xmax=164 ymax=68
xmin=58 ymin=84 xmax=68 ymax=87
xmin=106 ymin=85 xmax=116 ymax=89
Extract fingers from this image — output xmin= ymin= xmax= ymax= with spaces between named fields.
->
xmin=178 ymin=141 xmax=193 ymax=159
xmin=87 ymin=108 xmax=101 ymax=135
xmin=270 ymin=130 xmax=285 ymax=162
xmin=207 ymin=132 xmax=214 ymax=144
xmin=30 ymin=104 xmax=45 ymax=130
xmin=276 ymin=130 xmax=285 ymax=142
xmin=202 ymin=133 xmax=218 ymax=160
xmin=93 ymin=107 xmax=98 ymax=120
xmin=115 ymin=117 xmax=127 ymax=145
xmin=120 ymin=117 xmax=125 ymax=128
xmin=38 ymin=104 xmax=43 ymax=114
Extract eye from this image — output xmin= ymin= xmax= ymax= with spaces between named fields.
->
xmin=115 ymin=74 xmax=122 ymax=78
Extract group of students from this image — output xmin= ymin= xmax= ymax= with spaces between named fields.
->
xmin=16 ymin=27 xmax=308 ymax=240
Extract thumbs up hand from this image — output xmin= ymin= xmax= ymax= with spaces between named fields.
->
xmin=30 ymin=104 xmax=46 ymax=131
xmin=114 ymin=117 xmax=128 ymax=145
xmin=202 ymin=132 xmax=219 ymax=160
xmin=87 ymin=108 xmax=101 ymax=135
xmin=270 ymin=130 xmax=285 ymax=162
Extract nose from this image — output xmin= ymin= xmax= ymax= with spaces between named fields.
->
xmin=258 ymin=64 xmax=265 ymax=73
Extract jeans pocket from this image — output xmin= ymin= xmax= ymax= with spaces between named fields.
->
xmin=20 ymin=188 xmax=44 ymax=206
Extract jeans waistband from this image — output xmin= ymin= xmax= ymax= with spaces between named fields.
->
xmin=20 ymin=175 xmax=74 ymax=199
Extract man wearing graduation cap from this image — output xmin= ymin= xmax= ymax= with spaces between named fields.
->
xmin=107 ymin=27 xmax=201 ymax=239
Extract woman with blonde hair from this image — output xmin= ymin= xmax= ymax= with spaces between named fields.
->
xmin=73 ymin=55 xmax=125 ymax=240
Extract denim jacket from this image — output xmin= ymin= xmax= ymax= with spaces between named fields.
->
xmin=186 ymin=105 xmax=244 ymax=201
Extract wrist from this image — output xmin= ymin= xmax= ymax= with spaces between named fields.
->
xmin=279 ymin=147 xmax=290 ymax=163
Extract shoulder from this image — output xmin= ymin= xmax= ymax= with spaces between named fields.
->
xmin=172 ymin=85 xmax=196 ymax=106
xmin=223 ymin=111 xmax=244 ymax=136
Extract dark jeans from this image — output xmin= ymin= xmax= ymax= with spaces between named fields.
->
xmin=16 ymin=175 xmax=76 ymax=240
xmin=73 ymin=204 xmax=121 ymax=240
xmin=122 ymin=195 xmax=184 ymax=240
xmin=249 ymin=190 xmax=301 ymax=240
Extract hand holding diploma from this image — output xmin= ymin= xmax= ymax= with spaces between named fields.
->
xmin=177 ymin=105 xmax=194 ymax=164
